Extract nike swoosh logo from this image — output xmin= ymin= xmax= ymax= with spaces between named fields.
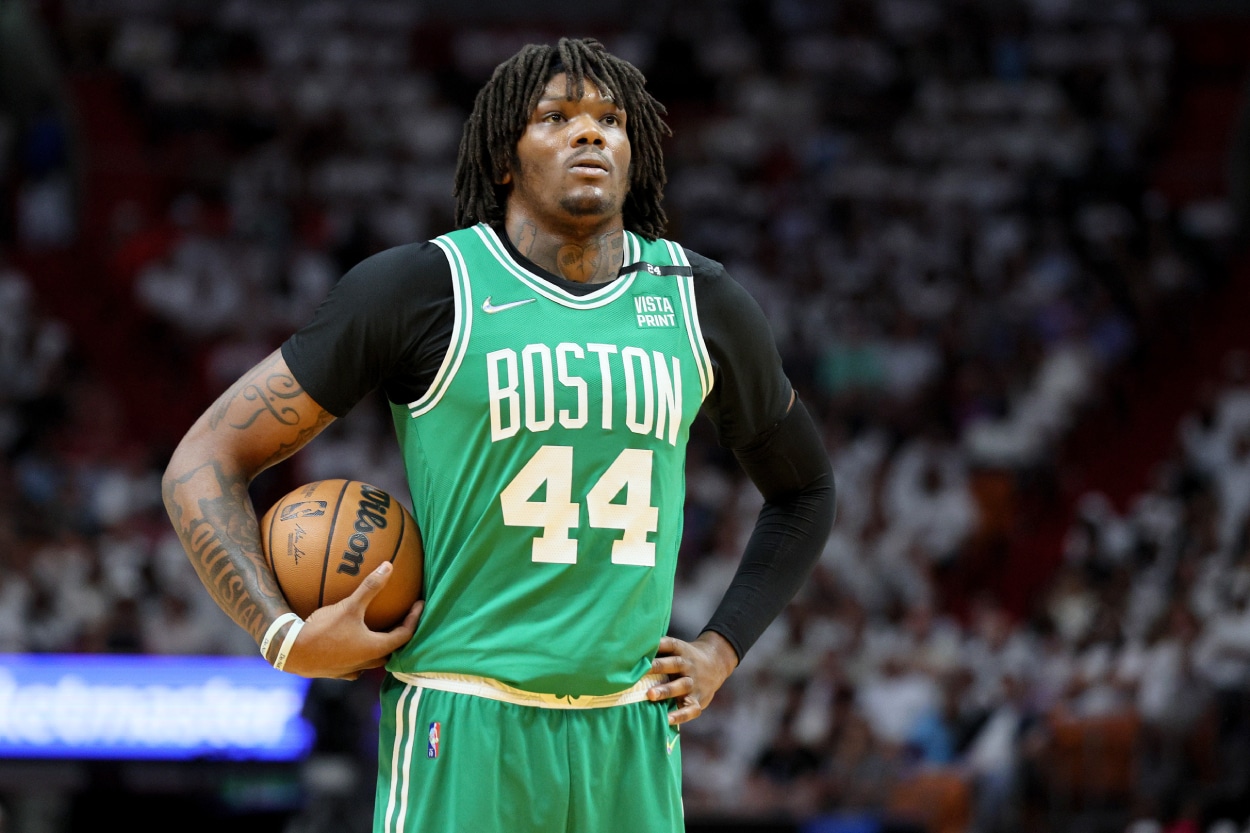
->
xmin=481 ymin=296 xmax=537 ymax=314
xmin=667 ymin=732 xmax=680 ymax=754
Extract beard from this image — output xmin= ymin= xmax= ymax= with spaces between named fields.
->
xmin=558 ymin=187 xmax=619 ymax=218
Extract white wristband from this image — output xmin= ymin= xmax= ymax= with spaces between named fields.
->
xmin=261 ymin=612 xmax=302 ymax=662
xmin=273 ymin=619 xmax=305 ymax=672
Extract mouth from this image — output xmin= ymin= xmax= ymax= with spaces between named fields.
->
xmin=568 ymin=155 xmax=611 ymax=175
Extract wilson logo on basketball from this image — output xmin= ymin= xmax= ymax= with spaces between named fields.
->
xmin=337 ymin=485 xmax=391 ymax=576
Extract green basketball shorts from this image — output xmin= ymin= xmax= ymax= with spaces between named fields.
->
xmin=373 ymin=672 xmax=684 ymax=833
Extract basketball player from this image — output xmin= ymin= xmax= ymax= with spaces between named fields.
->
xmin=163 ymin=38 xmax=835 ymax=833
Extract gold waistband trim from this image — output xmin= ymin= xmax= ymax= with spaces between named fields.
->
xmin=392 ymin=671 xmax=666 ymax=710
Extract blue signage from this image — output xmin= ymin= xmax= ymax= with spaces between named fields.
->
xmin=0 ymin=654 xmax=314 ymax=761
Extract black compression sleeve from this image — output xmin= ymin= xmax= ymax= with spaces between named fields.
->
xmin=701 ymin=397 xmax=836 ymax=659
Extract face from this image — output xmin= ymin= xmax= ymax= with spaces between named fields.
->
xmin=503 ymin=73 xmax=631 ymax=227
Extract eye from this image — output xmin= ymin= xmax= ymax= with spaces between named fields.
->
xmin=602 ymin=114 xmax=621 ymax=126
xmin=542 ymin=112 xmax=566 ymax=123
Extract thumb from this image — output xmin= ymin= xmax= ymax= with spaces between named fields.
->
xmin=350 ymin=561 xmax=394 ymax=607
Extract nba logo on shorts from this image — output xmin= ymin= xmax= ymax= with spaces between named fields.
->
xmin=427 ymin=722 xmax=440 ymax=758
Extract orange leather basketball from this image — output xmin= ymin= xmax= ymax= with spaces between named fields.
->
xmin=260 ymin=479 xmax=423 ymax=630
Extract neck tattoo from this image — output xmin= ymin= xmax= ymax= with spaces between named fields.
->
xmin=511 ymin=221 xmax=624 ymax=284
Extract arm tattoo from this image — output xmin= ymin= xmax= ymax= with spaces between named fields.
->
xmin=254 ymin=411 xmax=336 ymax=471
xmin=208 ymin=353 xmax=302 ymax=431
xmin=164 ymin=462 xmax=282 ymax=641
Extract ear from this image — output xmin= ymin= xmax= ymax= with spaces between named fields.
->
xmin=499 ymin=169 xmax=512 ymax=186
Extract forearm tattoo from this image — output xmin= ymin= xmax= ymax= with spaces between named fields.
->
xmin=164 ymin=462 xmax=278 ymax=640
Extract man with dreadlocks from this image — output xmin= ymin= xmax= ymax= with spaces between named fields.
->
xmin=163 ymin=37 xmax=834 ymax=832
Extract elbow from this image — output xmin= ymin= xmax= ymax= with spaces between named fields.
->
xmin=819 ymin=470 xmax=837 ymax=537
xmin=803 ymin=469 xmax=837 ymax=540
xmin=161 ymin=429 xmax=201 ymax=495
xmin=160 ymin=424 xmax=221 ymax=521
xmin=160 ymin=440 xmax=193 ymax=527
xmin=756 ymin=471 xmax=836 ymax=544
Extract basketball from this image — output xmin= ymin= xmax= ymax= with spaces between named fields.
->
xmin=260 ymin=479 xmax=423 ymax=630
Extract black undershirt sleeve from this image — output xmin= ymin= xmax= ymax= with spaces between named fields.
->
xmin=687 ymin=249 xmax=836 ymax=660
xmin=282 ymin=241 xmax=455 ymax=416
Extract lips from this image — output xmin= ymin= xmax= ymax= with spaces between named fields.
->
xmin=568 ymin=154 xmax=611 ymax=173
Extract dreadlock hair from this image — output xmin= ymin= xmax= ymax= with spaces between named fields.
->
xmin=453 ymin=37 xmax=672 ymax=240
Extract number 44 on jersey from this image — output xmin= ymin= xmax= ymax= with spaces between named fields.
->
xmin=500 ymin=445 xmax=658 ymax=567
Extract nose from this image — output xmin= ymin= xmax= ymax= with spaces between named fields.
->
xmin=569 ymin=114 xmax=605 ymax=146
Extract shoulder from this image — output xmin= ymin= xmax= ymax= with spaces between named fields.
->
xmin=676 ymin=245 xmax=792 ymax=446
xmin=340 ymin=240 xmax=450 ymax=290
xmin=327 ymin=240 xmax=453 ymax=313
xmin=678 ymin=246 xmax=767 ymax=327
xmin=680 ymin=246 xmax=731 ymax=283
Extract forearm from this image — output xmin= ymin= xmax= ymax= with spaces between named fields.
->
xmin=162 ymin=449 xmax=286 ymax=645
xmin=703 ymin=397 xmax=836 ymax=658
xmin=702 ymin=476 xmax=835 ymax=657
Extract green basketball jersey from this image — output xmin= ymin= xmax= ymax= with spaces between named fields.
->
xmin=386 ymin=224 xmax=713 ymax=696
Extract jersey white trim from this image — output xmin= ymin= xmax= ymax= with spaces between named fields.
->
xmin=408 ymin=236 xmax=473 ymax=416
xmin=666 ymin=241 xmax=715 ymax=399
xmin=623 ymin=229 xmax=641 ymax=266
xmin=474 ymin=224 xmax=638 ymax=309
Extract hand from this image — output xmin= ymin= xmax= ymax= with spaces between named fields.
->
xmin=279 ymin=562 xmax=422 ymax=679
xmin=647 ymin=631 xmax=739 ymax=725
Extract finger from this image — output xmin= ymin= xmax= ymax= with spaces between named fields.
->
xmin=647 ymin=675 xmax=694 ymax=702
xmin=668 ymin=695 xmax=703 ymax=725
xmin=398 ymin=599 xmax=424 ymax=630
xmin=377 ymin=600 xmax=423 ymax=651
xmin=656 ymin=635 xmax=681 ymax=655
xmin=651 ymin=654 xmax=691 ymax=675
xmin=320 ymin=657 xmax=388 ymax=679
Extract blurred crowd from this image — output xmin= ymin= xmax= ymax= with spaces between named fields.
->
xmin=1 ymin=0 xmax=1248 ymax=832
xmin=675 ymin=351 xmax=1250 ymax=833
